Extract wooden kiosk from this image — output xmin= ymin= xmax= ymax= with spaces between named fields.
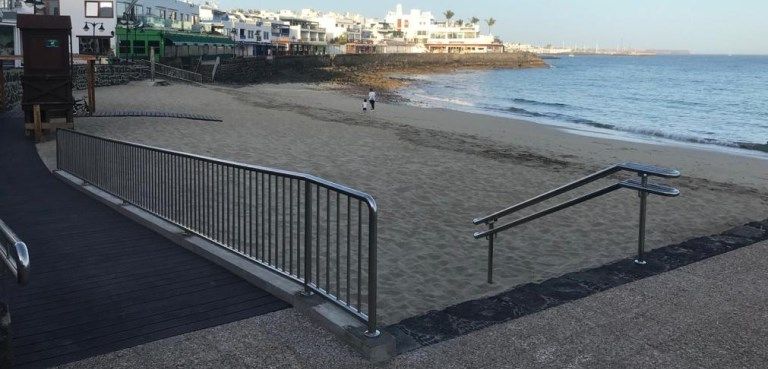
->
xmin=17 ymin=14 xmax=74 ymax=141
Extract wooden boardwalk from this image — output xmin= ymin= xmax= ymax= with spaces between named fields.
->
xmin=0 ymin=111 xmax=288 ymax=368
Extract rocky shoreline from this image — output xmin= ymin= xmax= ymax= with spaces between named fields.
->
xmin=206 ymin=52 xmax=547 ymax=95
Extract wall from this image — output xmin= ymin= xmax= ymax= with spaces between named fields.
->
xmin=202 ymin=55 xmax=332 ymax=83
xmin=72 ymin=64 xmax=151 ymax=90
xmin=1 ymin=64 xmax=149 ymax=111
xmin=2 ymin=69 xmax=22 ymax=111
xmin=331 ymin=52 xmax=546 ymax=69
xmin=205 ymin=52 xmax=545 ymax=84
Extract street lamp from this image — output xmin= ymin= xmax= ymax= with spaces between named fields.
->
xmin=83 ymin=22 xmax=105 ymax=55
xmin=230 ymin=28 xmax=238 ymax=57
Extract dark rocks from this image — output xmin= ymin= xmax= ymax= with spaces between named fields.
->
xmin=725 ymin=225 xmax=767 ymax=240
xmin=387 ymin=219 xmax=768 ymax=354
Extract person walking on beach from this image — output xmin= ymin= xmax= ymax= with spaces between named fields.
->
xmin=362 ymin=99 xmax=369 ymax=113
xmin=368 ymin=88 xmax=377 ymax=110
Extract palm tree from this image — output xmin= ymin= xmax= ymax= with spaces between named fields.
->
xmin=444 ymin=10 xmax=455 ymax=22
xmin=470 ymin=16 xmax=480 ymax=25
xmin=456 ymin=19 xmax=464 ymax=27
xmin=485 ymin=18 xmax=496 ymax=35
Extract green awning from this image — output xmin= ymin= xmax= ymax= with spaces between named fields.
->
xmin=164 ymin=33 xmax=234 ymax=46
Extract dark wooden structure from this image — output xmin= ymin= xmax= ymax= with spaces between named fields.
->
xmin=17 ymin=14 xmax=74 ymax=139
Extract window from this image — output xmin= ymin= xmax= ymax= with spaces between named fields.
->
xmin=133 ymin=40 xmax=146 ymax=55
xmin=247 ymin=30 xmax=254 ymax=39
xmin=85 ymin=1 xmax=113 ymax=18
xmin=146 ymin=7 xmax=151 ymax=15
xmin=78 ymin=36 xmax=111 ymax=55
xmin=148 ymin=40 xmax=161 ymax=53
xmin=45 ymin=0 xmax=60 ymax=15
xmin=119 ymin=40 xmax=130 ymax=54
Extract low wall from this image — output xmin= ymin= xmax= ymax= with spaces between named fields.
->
xmin=202 ymin=55 xmax=331 ymax=84
xmin=2 ymin=70 xmax=22 ymax=112
xmin=72 ymin=64 xmax=150 ymax=90
xmin=207 ymin=52 xmax=545 ymax=84
xmin=1 ymin=65 xmax=150 ymax=111
xmin=332 ymin=52 xmax=546 ymax=69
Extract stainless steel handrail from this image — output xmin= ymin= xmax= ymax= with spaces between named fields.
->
xmin=0 ymin=218 xmax=30 ymax=286
xmin=56 ymin=129 xmax=379 ymax=337
xmin=473 ymin=163 xmax=680 ymax=283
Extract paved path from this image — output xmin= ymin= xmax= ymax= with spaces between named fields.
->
xmin=0 ymin=111 xmax=288 ymax=368
xmin=63 ymin=239 xmax=768 ymax=368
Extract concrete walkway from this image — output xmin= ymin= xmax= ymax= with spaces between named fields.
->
xmin=61 ymin=240 xmax=768 ymax=369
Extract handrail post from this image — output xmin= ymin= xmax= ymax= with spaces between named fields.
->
xmin=487 ymin=221 xmax=495 ymax=284
xmin=302 ymin=181 xmax=313 ymax=295
xmin=364 ymin=207 xmax=380 ymax=338
xmin=635 ymin=174 xmax=648 ymax=265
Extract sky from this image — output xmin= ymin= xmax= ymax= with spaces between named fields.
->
xmin=217 ymin=0 xmax=768 ymax=55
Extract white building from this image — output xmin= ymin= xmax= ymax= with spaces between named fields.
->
xmin=384 ymin=4 xmax=501 ymax=53
xmin=58 ymin=0 xmax=118 ymax=56
xmin=384 ymin=4 xmax=433 ymax=43
xmin=0 ymin=0 xmax=33 ymax=67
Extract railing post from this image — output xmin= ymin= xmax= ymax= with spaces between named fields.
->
xmin=302 ymin=181 xmax=313 ymax=295
xmin=365 ymin=207 xmax=380 ymax=338
xmin=487 ymin=221 xmax=495 ymax=284
xmin=635 ymin=174 xmax=648 ymax=265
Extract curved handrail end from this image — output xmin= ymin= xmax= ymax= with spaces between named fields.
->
xmin=14 ymin=241 xmax=30 ymax=286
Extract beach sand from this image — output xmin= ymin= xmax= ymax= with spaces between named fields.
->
xmin=66 ymin=80 xmax=768 ymax=324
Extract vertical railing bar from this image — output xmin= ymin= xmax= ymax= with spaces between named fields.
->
xmin=217 ymin=164 xmax=222 ymax=244
xmin=315 ymin=184 xmax=320 ymax=287
xmin=261 ymin=172 xmax=265 ymax=260
xmin=346 ymin=197 xmax=351 ymax=304
xmin=289 ymin=178 xmax=294 ymax=275
xmin=303 ymin=181 xmax=312 ymax=294
xmin=357 ymin=201 xmax=362 ymax=311
xmin=366 ymin=203 xmax=379 ymax=336
xmin=248 ymin=170 xmax=253 ymax=258
xmin=282 ymin=177 xmax=286 ymax=271
xmin=237 ymin=167 xmax=242 ymax=252
xmin=336 ymin=192 xmax=340 ymax=297
xmin=326 ymin=188 xmax=330 ymax=292
xmin=268 ymin=173 xmax=272 ymax=265
xmin=255 ymin=171 xmax=260 ymax=260
xmin=297 ymin=179 xmax=302 ymax=278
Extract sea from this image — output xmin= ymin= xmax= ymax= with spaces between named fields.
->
xmin=398 ymin=55 xmax=768 ymax=155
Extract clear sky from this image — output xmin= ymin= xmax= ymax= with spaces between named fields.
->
xmin=217 ymin=0 xmax=768 ymax=55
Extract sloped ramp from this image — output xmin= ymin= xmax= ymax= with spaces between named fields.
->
xmin=0 ymin=112 xmax=284 ymax=367
xmin=83 ymin=110 xmax=222 ymax=122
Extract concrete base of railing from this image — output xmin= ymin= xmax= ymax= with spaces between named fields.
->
xmin=53 ymin=170 xmax=396 ymax=363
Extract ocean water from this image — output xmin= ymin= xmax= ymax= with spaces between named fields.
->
xmin=398 ymin=55 xmax=768 ymax=151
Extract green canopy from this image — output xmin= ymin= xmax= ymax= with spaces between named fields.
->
xmin=164 ymin=33 xmax=234 ymax=46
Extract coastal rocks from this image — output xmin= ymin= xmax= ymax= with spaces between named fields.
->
xmin=201 ymin=52 xmax=546 ymax=90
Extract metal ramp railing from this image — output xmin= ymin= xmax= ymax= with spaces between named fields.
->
xmin=473 ymin=163 xmax=680 ymax=283
xmin=0 ymin=218 xmax=30 ymax=287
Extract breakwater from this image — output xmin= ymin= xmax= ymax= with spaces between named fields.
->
xmin=200 ymin=52 xmax=545 ymax=85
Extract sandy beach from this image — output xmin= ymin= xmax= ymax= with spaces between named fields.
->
xmin=62 ymin=80 xmax=768 ymax=325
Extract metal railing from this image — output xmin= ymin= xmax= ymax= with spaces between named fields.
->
xmin=136 ymin=59 xmax=204 ymax=84
xmin=56 ymin=129 xmax=379 ymax=336
xmin=473 ymin=163 xmax=680 ymax=283
xmin=0 ymin=218 xmax=30 ymax=286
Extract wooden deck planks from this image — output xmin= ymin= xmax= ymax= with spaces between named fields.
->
xmin=0 ymin=112 xmax=288 ymax=368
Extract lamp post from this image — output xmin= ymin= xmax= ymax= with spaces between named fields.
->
xmin=230 ymin=28 xmax=238 ymax=57
xmin=83 ymin=22 xmax=105 ymax=55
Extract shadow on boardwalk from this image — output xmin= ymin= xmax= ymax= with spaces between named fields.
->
xmin=0 ymin=111 xmax=288 ymax=368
